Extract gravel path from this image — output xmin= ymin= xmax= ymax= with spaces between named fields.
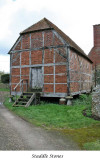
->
xmin=0 ymin=91 xmax=80 ymax=150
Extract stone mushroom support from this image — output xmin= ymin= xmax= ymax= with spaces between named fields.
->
xmin=66 ymin=96 xmax=73 ymax=106
xmin=59 ymin=97 xmax=66 ymax=105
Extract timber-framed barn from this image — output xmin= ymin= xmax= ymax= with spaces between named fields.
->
xmin=8 ymin=18 xmax=92 ymax=98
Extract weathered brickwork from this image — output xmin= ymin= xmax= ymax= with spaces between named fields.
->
xmin=12 ymin=52 xmax=20 ymax=66
xmin=55 ymin=75 xmax=67 ymax=83
xmin=44 ymin=66 xmax=54 ymax=74
xmin=14 ymin=41 xmax=21 ymax=50
xmin=21 ymin=67 xmax=29 ymax=75
xmin=11 ymin=76 xmax=20 ymax=83
xmin=44 ymin=31 xmax=53 ymax=46
xmin=55 ymin=65 xmax=67 ymax=74
xmin=12 ymin=68 xmax=20 ymax=75
xmin=44 ymin=75 xmax=54 ymax=83
xmin=31 ymin=50 xmax=42 ymax=64
xmin=54 ymin=35 xmax=63 ymax=46
xmin=21 ymin=51 xmax=30 ymax=65
xmin=55 ymin=84 xmax=67 ymax=93
xmin=55 ymin=52 xmax=66 ymax=63
xmin=11 ymin=84 xmax=20 ymax=92
xmin=10 ymin=18 xmax=92 ymax=97
xmin=31 ymin=32 xmax=43 ymax=48
xmin=70 ymin=50 xmax=92 ymax=94
xmin=70 ymin=82 xmax=80 ymax=93
xmin=22 ymin=34 xmax=30 ymax=49
xmin=44 ymin=84 xmax=54 ymax=92
xmin=88 ymin=25 xmax=100 ymax=85
xmin=44 ymin=49 xmax=54 ymax=64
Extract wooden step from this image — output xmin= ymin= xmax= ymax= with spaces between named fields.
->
xmin=16 ymin=101 xmax=27 ymax=104
xmin=13 ymin=92 xmax=40 ymax=107
xmin=23 ymin=92 xmax=33 ymax=96
xmin=18 ymin=98 xmax=29 ymax=101
xmin=13 ymin=104 xmax=26 ymax=107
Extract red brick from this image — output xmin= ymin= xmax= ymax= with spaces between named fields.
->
xmin=21 ymin=51 xmax=29 ymax=65
xmin=55 ymin=52 xmax=66 ymax=63
xmin=15 ymin=41 xmax=21 ymax=50
xmin=44 ymin=66 xmax=54 ymax=74
xmin=70 ymin=82 xmax=80 ymax=92
xmin=55 ymin=84 xmax=67 ymax=93
xmin=11 ymin=84 xmax=20 ymax=92
xmin=55 ymin=65 xmax=66 ymax=74
xmin=55 ymin=75 xmax=67 ymax=83
xmin=44 ymin=31 xmax=53 ymax=46
xmin=31 ymin=50 xmax=42 ymax=64
xmin=54 ymin=35 xmax=63 ymax=46
xmin=12 ymin=53 xmax=20 ymax=66
xmin=12 ymin=68 xmax=20 ymax=75
xmin=21 ymin=76 xmax=29 ymax=82
xmin=11 ymin=76 xmax=20 ymax=83
xmin=44 ymin=75 xmax=54 ymax=83
xmin=44 ymin=49 xmax=54 ymax=64
xmin=44 ymin=84 xmax=54 ymax=92
xmin=22 ymin=34 xmax=30 ymax=49
xmin=21 ymin=68 xmax=29 ymax=75
xmin=31 ymin=32 xmax=42 ymax=39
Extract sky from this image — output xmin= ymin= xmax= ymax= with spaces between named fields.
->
xmin=0 ymin=0 xmax=100 ymax=73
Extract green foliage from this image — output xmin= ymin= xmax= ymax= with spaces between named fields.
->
xmin=73 ymin=94 xmax=92 ymax=106
xmin=4 ymin=94 xmax=100 ymax=150
xmin=83 ymin=140 xmax=100 ymax=150
xmin=1 ymin=74 xmax=9 ymax=83
xmin=0 ymin=71 xmax=5 ymax=75
xmin=79 ymin=94 xmax=88 ymax=100
xmin=4 ymin=95 xmax=98 ymax=129
xmin=0 ymin=88 xmax=9 ymax=91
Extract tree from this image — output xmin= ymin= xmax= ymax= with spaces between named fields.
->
xmin=1 ymin=74 xmax=9 ymax=84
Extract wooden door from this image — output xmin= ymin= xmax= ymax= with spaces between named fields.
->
xmin=31 ymin=67 xmax=43 ymax=89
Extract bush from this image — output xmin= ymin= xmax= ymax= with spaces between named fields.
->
xmin=1 ymin=74 xmax=9 ymax=83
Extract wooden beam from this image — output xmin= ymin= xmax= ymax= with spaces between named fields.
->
xmin=29 ymin=33 xmax=32 ymax=89
xmin=66 ymin=46 xmax=70 ymax=96
xmin=10 ymin=44 xmax=68 ymax=54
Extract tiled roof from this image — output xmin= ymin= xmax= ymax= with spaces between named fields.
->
xmin=14 ymin=18 xmax=92 ymax=62
xmin=20 ymin=18 xmax=53 ymax=34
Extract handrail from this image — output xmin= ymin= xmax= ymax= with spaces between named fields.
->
xmin=14 ymin=79 xmax=28 ymax=100
xmin=14 ymin=79 xmax=23 ymax=91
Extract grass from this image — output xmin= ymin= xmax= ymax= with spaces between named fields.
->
xmin=4 ymin=94 xmax=100 ymax=150
xmin=0 ymin=88 xmax=9 ymax=91
xmin=83 ymin=140 xmax=100 ymax=150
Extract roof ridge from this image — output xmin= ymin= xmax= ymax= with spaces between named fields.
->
xmin=44 ymin=18 xmax=85 ymax=54
xmin=20 ymin=18 xmax=49 ymax=34
xmin=19 ymin=17 xmax=92 ymax=63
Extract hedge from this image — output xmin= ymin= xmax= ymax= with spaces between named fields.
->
xmin=1 ymin=74 xmax=9 ymax=83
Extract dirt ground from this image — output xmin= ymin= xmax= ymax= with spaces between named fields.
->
xmin=0 ymin=91 xmax=80 ymax=150
xmin=0 ymin=91 xmax=9 ymax=104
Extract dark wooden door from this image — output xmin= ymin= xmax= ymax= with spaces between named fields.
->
xmin=31 ymin=67 xmax=43 ymax=89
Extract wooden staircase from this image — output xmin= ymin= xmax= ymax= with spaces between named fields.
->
xmin=13 ymin=92 xmax=41 ymax=107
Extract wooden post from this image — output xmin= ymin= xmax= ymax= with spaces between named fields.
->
xmin=95 ymin=63 xmax=96 ymax=87
xmin=15 ymin=88 xmax=17 ymax=101
xmin=22 ymin=80 xmax=23 ymax=94
xmin=66 ymin=46 xmax=70 ymax=96
xmin=26 ymin=80 xmax=28 ymax=92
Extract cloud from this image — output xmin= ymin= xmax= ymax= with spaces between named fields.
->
xmin=0 ymin=0 xmax=100 ymax=72
xmin=0 ymin=55 xmax=10 ymax=73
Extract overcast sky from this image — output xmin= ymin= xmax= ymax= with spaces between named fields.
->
xmin=0 ymin=0 xmax=100 ymax=73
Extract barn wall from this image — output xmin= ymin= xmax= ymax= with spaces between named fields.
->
xmin=69 ymin=50 xmax=92 ymax=95
xmin=10 ymin=30 xmax=68 ymax=97
xmin=10 ymin=29 xmax=92 ymax=97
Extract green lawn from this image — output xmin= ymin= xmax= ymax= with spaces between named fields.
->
xmin=4 ymin=94 xmax=100 ymax=150
xmin=0 ymin=88 xmax=9 ymax=92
